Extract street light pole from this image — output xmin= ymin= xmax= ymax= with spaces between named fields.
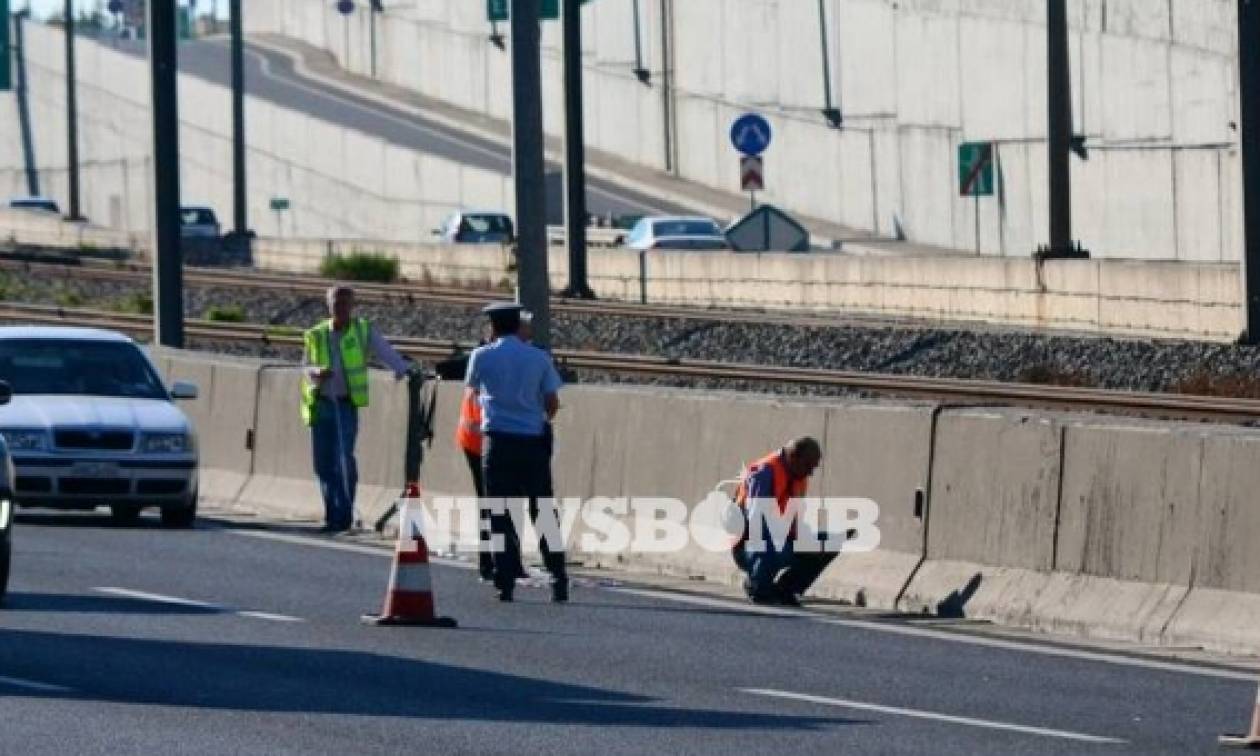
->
xmin=64 ymin=0 xmax=82 ymax=220
xmin=229 ymin=0 xmax=247 ymax=236
xmin=510 ymin=0 xmax=551 ymax=346
xmin=1238 ymin=0 xmax=1260 ymax=342
xmin=1046 ymin=0 xmax=1071 ymax=255
xmin=561 ymin=0 xmax=593 ymax=299
xmin=149 ymin=0 xmax=184 ymax=348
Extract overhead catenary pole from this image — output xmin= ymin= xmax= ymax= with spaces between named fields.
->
xmin=1046 ymin=0 xmax=1071 ymax=255
xmin=510 ymin=0 xmax=551 ymax=345
xmin=149 ymin=0 xmax=184 ymax=348
xmin=561 ymin=0 xmax=592 ymax=298
xmin=64 ymin=0 xmax=82 ymax=220
xmin=229 ymin=0 xmax=247 ymax=235
xmin=1240 ymin=0 xmax=1260 ymax=342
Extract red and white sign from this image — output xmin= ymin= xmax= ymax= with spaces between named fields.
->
xmin=740 ymin=155 xmax=765 ymax=193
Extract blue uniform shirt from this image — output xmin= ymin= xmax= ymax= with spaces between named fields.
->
xmin=465 ymin=336 xmax=563 ymax=436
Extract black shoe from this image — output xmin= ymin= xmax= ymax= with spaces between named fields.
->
xmin=498 ymin=588 xmax=514 ymax=602
xmin=551 ymin=580 xmax=569 ymax=603
xmin=777 ymin=592 xmax=802 ymax=607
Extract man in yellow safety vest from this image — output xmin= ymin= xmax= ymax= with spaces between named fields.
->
xmin=302 ymin=285 xmax=411 ymax=533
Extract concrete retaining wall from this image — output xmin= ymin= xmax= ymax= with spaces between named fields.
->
xmin=159 ymin=348 xmax=1260 ymax=655
xmin=250 ymin=235 xmax=1243 ymax=341
xmin=247 ymin=0 xmax=1244 ymax=263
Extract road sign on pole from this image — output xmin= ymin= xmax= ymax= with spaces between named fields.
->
xmin=730 ymin=113 xmax=772 ymax=156
xmin=740 ymin=155 xmax=764 ymax=193
xmin=490 ymin=0 xmax=584 ymax=22
xmin=958 ymin=141 xmax=995 ymax=197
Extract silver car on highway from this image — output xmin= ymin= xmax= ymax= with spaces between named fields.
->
xmin=0 ymin=327 xmax=200 ymax=527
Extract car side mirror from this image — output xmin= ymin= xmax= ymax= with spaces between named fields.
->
xmin=170 ymin=381 xmax=198 ymax=400
xmin=0 ymin=380 xmax=10 ymax=406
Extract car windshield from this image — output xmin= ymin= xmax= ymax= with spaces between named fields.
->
xmin=652 ymin=220 xmax=721 ymax=237
xmin=181 ymin=208 xmax=216 ymax=225
xmin=0 ymin=339 xmax=168 ymax=400
xmin=463 ymin=214 xmax=512 ymax=235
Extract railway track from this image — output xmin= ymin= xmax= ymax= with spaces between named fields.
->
xmin=0 ymin=254 xmax=926 ymax=331
xmin=1 ymin=300 xmax=1258 ymax=425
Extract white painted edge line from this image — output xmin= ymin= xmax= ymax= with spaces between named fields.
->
xmin=228 ymin=528 xmax=1258 ymax=682
xmin=94 ymin=587 xmax=218 ymax=609
xmin=239 ymin=38 xmax=679 ymax=216
xmin=237 ymin=611 xmax=305 ymax=623
xmin=229 ymin=528 xmax=469 ymax=569
xmin=93 ymin=587 xmax=303 ymax=624
xmin=742 ymin=688 xmax=1127 ymax=745
xmin=0 ymin=674 xmax=74 ymax=694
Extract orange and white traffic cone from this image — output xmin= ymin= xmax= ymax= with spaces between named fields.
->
xmin=361 ymin=487 xmax=457 ymax=628
xmin=1220 ymin=681 xmax=1260 ymax=749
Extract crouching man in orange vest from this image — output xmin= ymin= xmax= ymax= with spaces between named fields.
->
xmin=733 ymin=437 xmax=837 ymax=606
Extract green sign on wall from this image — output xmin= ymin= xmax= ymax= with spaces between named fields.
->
xmin=958 ymin=141 xmax=995 ymax=197
xmin=0 ymin=0 xmax=11 ymax=91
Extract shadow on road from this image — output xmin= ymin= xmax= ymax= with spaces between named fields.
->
xmin=0 ymin=628 xmax=865 ymax=731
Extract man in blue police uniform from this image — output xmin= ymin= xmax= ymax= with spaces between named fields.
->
xmin=464 ymin=302 xmax=568 ymax=602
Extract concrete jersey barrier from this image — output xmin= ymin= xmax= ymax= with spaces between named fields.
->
xmin=157 ymin=349 xmax=1260 ymax=656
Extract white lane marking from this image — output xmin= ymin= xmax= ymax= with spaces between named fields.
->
xmin=0 ymin=674 xmax=73 ymax=694
xmin=93 ymin=587 xmax=304 ymax=623
xmin=239 ymin=44 xmax=669 ymax=215
xmin=227 ymin=529 xmax=1258 ymax=682
xmin=94 ymin=587 xmax=218 ymax=609
xmin=742 ymin=688 xmax=1128 ymax=745
xmin=237 ymin=611 xmax=304 ymax=623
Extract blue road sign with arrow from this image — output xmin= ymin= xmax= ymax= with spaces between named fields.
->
xmin=730 ymin=113 xmax=772 ymax=156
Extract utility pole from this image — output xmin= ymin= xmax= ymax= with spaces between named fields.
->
xmin=561 ymin=0 xmax=593 ymax=298
xmin=1239 ymin=0 xmax=1260 ymax=342
xmin=1045 ymin=0 xmax=1071 ymax=255
xmin=64 ymin=0 xmax=82 ymax=220
xmin=229 ymin=0 xmax=247 ymax=236
xmin=149 ymin=0 xmax=184 ymax=348
xmin=510 ymin=0 xmax=551 ymax=345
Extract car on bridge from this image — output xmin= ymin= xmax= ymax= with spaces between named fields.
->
xmin=180 ymin=206 xmax=221 ymax=239
xmin=7 ymin=197 xmax=61 ymax=215
xmin=0 ymin=327 xmax=200 ymax=528
xmin=0 ymin=380 xmax=12 ymax=605
xmin=433 ymin=210 xmax=515 ymax=244
xmin=622 ymin=216 xmax=730 ymax=251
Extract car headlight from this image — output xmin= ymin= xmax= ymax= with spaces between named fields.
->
xmin=1 ymin=430 xmax=48 ymax=452
xmin=141 ymin=432 xmax=194 ymax=454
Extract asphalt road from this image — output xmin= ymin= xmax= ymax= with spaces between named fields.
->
xmin=1 ymin=511 xmax=1254 ymax=755
xmin=105 ymin=37 xmax=693 ymax=225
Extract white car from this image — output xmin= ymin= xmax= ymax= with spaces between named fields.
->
xmin=0 ymin=327 xmax=200 ymax=527
xmin=622 ymin=216 xmax=730 ymax=251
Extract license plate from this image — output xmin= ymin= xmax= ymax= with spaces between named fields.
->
xmin=71 ymin=461 xmax=119 ymax=478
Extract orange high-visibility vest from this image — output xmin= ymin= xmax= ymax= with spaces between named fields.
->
xmin=455 ymin=392 xmax=483 ymax=456
xmin=735 ymin=451 xmax=809 ymax=514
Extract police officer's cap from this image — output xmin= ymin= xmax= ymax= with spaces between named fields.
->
xmin=482 ymin=301 xmax=523 ymax=328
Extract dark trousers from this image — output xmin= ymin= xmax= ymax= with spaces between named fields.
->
xmin=483 ymin=431 xmax=567 ymax=591
xmin=463 ymin=449 xmax=496 ymax=580
xmin=732 ymin=530 xmax=838 ymax=598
